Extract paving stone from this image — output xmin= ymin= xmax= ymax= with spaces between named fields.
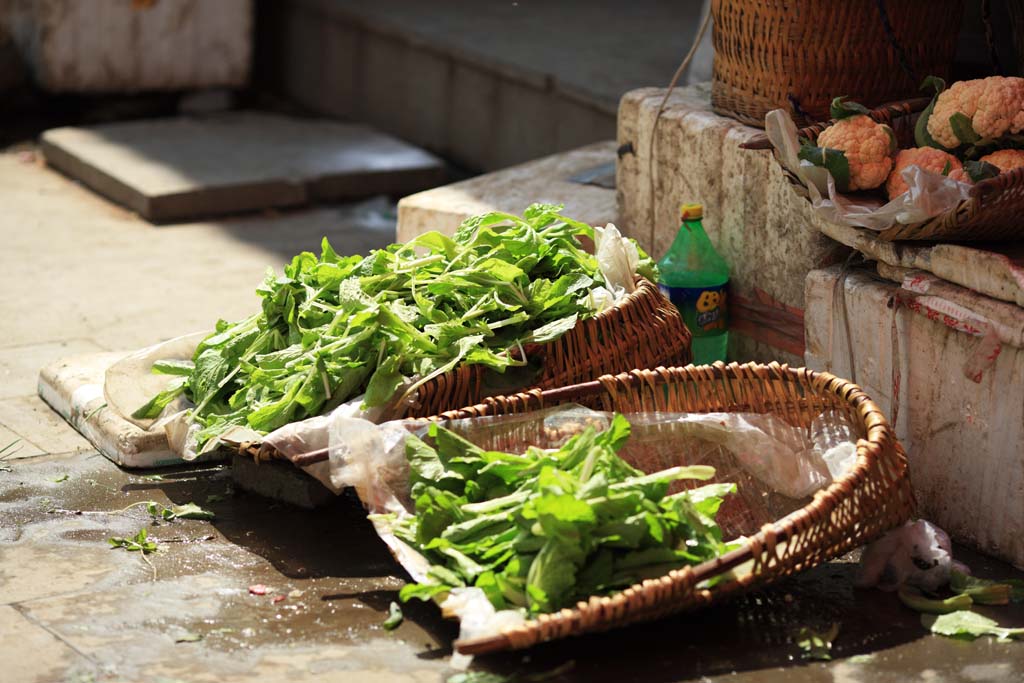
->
xmin=0 ymin=423 xmax=45 ymax=460
xmin=0 ymin=339 xmax=106 ymax=400
xmin=0 ymin=395 xmax=92 ymax=456
xmin=396 ymin=141 xmax=618 ymax=242
xmin=40 ymin=112 xmax=445 ymax=222
xmin=0 ymin=605 xmax=96 ymax=683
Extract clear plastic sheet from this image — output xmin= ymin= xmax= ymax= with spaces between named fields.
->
xmin=766 ymin=109 xmax=971 ymax=231
xmin=325 ymin=404 xmax=861 ymax=655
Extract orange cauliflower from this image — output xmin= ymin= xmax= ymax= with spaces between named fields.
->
xmin=817 ymin=115 xmax=895 ymax=191
xmin=947 ymin=167 xmax=972 ymax=184
xmin=979 ymin=148 xmax=1024 ymax=172
xmin=927 ymin=76 xmax=1024 ymax=149
xmin=886 ymin=148 xmax=962 ymax=199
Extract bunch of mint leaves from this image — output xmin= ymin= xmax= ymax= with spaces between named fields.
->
xmin=134 ymin=204 xmax=657 ymax=448
xmin=388 ymin=414 xmax=736 ymax=615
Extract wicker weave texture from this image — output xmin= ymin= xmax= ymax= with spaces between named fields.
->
xmin=778 ymin=102 xmax=1024 ymax=242
xmin=711 ymin=0 xmax=964 ymax=128
xmin=428 ymin=363 xmax=914 ymax=654
xmin=239 ymin=277 xmax=692 ymax=461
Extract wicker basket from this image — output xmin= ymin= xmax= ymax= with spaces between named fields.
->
xmin=420 ymin=363 xmax=914 ymax=654
xmin=711 ymin=0 xmax=964 ymax=127
xmin=239 ymin=277 xmax=692 ymax=460
xmin=746 ymin=100 xmax=1024 ymax=242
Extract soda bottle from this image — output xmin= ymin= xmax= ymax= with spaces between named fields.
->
xmin=656 ymin=203 xmax=729 ymax=364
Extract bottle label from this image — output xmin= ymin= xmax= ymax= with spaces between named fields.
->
xmin=658 ymin=284 xmax=728 ymax=336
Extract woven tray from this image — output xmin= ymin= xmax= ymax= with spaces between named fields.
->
xmin=745 ymin=100 xmax=1024 ymax=242
xmin=418 ymin=362 xmax=914 ymax=654
xmin=239 ymin=277 xmax=692 ymax=461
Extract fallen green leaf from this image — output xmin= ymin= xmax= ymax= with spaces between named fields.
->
xmin=53 ymin=473 xmax=69 ymax=483
xmin=923 ymin=610 xmax=1024 ymax=641
xmin=382 ymin=601 xmax=404 ymax=630
xmin=170 ymin=503 xmax=216 ymax=521
xmin=174 ymin=632 xmax=203 ymax=643
xmin=898 ymin=585 xmax=973 ymax=614
xmin=447 ymin=673 xmax=510 ymax=683
xmin=109 ymin=528 xmax=158 ymax=554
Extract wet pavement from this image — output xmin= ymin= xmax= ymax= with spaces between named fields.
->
xmin=2 ymin=149 xmax=1023 ymax=682
xmin=1 ymin=448 xmax=1023 ymax=683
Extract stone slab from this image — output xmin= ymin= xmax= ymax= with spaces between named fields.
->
xmin=396 ymin=141 xmax=619 ymax=242
xmin=37 ymin=351 xmax=225 ymax=469
xmin=40 ymin=112 xmax=445 ymax=222
xmin=0 ymin=606 xmax=96 ymax=683
xmin=231 ymin=454 xmax=334 ymax=510
xmin=805 ymin=266 xmax=1024 ymax=568
xmin=617 ymin=84 xmax=848 ymax=365
xmin=0 ymin=395 xmax=91 ymax=457
xmin=816 ymin=220 xmax=1024 ymax=308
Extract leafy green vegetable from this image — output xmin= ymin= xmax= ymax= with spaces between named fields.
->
xmin=951 ymin=569 xmax=1024 ymax=605
xmin=829 ymin=96 xmax=870 ymax=120
xmin=898 ymin=585 xmax=973 ymax=614
xmin=915 ymin=76 xmax=947 ymax=149
xmin=136 ymin=205 xmax=657 ymax=448
xmin=923 ymin=610 xmax=1024 ymax=641
xmin=109 ymin=528 xmax=158 ymax=554
xmin=387 ymin=414 xmax=735 ymax=616
xmin=963 ymin=160 xmax=1001 ymax=183
xmin=798 ymin=141 xmax=852 ymax=192
xmin=382 ymin=601 xmax=404 ymax=630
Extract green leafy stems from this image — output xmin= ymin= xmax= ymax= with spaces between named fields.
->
xmin=385 ymin=414 xmax=736 ymax=616
xmin=135 ymin=205 xmax=658 ymax=449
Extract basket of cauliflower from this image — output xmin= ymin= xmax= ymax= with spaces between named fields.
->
xmin=753 ymin=76 xmax=1024 ymax=242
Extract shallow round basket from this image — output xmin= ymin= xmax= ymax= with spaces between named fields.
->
xmin=427 ymin=362 xmax=915 ymax=654
xmin=745 ymin=100 xmax=1024 ymax=242
xmin=239 ymin=277 xmax=692 ymax=462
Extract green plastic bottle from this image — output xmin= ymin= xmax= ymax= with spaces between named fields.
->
xmin=657 ymin=203 xmax=729 ymax=364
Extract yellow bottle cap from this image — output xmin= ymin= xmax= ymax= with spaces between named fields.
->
xmin=680 ymin=203 xmax=703 ymax=220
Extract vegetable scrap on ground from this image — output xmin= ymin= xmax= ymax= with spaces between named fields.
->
xmin=385 ymin=414 xmax=737 ymax=615
xmin=135 ymin=204 xmax=656 ymax=450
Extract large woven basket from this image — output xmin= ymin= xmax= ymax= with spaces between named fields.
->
xmin=745 ymin=100 xmax=1024 ymax=242
xmin=420 ymin=363 xmax=914 ymax=654
xmin=239 ymin=277 xmax=692 ymax=460
xmin=711 ymin=0 xmax=964 ymax=127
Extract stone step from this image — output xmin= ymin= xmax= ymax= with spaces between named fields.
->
xmin=41 ymin=112 xmax=445 ymax=223
xmin=260 ymin=0 xmax=707 ymax=171
xmin=805 ymin=265 xmax=1024 ymax=568
xmin=396 ymin=141 xmax=618 ymax=242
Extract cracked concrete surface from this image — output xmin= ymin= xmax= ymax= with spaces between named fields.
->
xmin=1 ymin=149 xmax=1023 ymax=682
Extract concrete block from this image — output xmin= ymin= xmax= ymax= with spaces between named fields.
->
xmin=805 ymin=266 xmax=1024 ymax=567
xmin=816 ymin=220 xmax=1024 ymax=308
xmin=37 ymin=351 xmax=225 ymax=469
xmin=282 ymin=2 xmax=328 ymax=114
xmin=231 ymin=454 xmax=335 ymax=510
xmin=319 ymin=19 xmax=359 ymax=119
xmin=397 ymin=141 xmax=618 ymax=242
xmin=6 ymin=0 xmax=251 ymax=92
xmin=361 ymin=32 xmax=414 ymax=141
xmin=40 ymin=112 xmax=445 ymax=222
xmin=617 ymin=84 xmax=847 ymax=364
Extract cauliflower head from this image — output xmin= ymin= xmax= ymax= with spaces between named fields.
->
xmin=817 ymin=115 xmax=895 ymax=191
xmin=979 ymin=148 xmax=1024 ymax=172
xmin=927 ymin=76 xmax=1024 ymax=149
xmin=886 ymin=147 xmax=962 ymax=199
